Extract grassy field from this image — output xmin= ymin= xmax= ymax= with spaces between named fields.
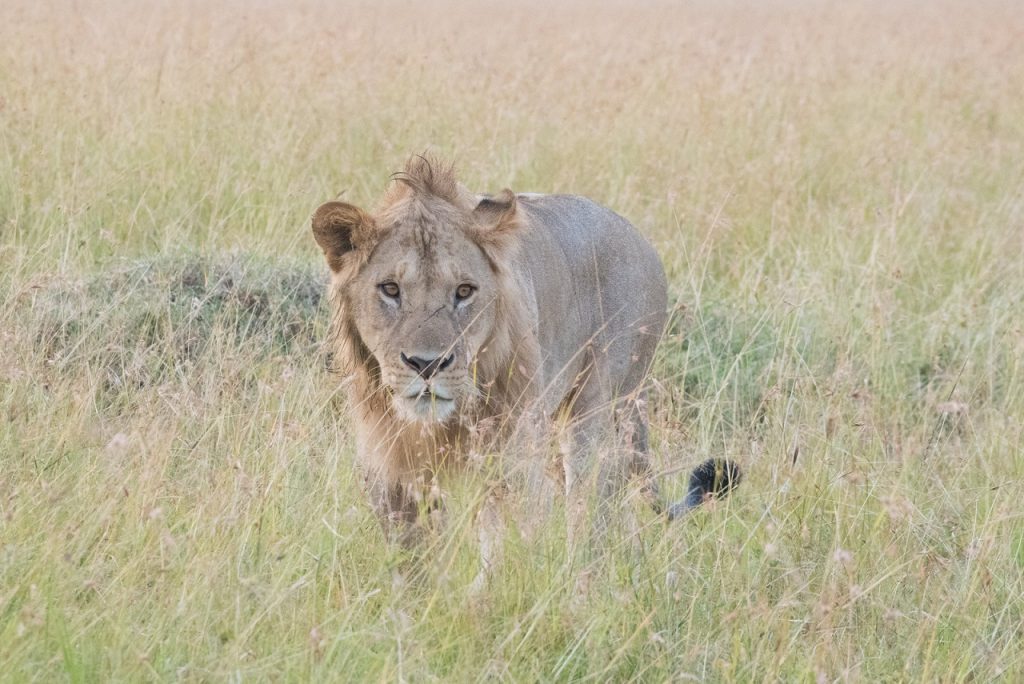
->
xmin=2 ymin=0 xmax=1024 ymax=680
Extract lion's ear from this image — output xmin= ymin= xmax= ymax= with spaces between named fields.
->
xmin=312 ymin=201 xmax=374 ymax=273
xmin=472 ymin=190 xmax=524 ymax=262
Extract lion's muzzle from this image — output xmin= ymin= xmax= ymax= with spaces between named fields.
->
xmin=388 ymin=363 xmax=462 ymax=424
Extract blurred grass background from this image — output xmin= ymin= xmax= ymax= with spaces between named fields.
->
xmin=1 ymin=0 xmax=1023 ymax=680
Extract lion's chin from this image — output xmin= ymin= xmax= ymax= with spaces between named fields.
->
xmin=393 ymin=395 xmax=457 ymax=424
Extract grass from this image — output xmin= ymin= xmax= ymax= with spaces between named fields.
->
xmin=2 ymin=0 xmax=1023 ymax=680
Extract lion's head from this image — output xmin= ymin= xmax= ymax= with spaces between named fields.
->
xmin=313 ymin=157 xmax=528 ymax=425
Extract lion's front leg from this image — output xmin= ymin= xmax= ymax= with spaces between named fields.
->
xmin=468 ymin=408 xmax=558 ymax=596
xmin=469 ymin=484 xmax=507 ymax=597
xmin=362 ymin=469 xmax=423 ymax=547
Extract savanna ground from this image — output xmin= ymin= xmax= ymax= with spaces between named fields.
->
xmin=2 ymin=0 xmax=1023 ymax=680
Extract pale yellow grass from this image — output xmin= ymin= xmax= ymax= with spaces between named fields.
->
xmin=1 ymin=0 xmax=1023 ymax=681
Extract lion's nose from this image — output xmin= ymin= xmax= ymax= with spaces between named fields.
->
xmin=401 ymin=352 xmax=455 ymax=379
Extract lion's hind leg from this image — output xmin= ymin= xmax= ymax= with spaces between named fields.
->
xmin=561 ymin=389 xmax=635 ymax=563
xmin=618 ymin=391 xmax=664 ymax=516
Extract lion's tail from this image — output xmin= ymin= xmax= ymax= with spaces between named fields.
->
xmin=663 ymin=458 xmax=742 ymax=521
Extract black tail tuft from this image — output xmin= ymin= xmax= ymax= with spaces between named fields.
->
xmin=666 ymin=458 xmax=742 ymax=521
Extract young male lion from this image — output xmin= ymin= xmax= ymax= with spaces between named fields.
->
xmin=312 ymin=156 xmax=739 ymax=581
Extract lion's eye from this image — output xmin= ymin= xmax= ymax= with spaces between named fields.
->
xmin=454 ymin=283 xmax=476 ymax=302
xmin=379 ymin=282 xmax=400 ymax=299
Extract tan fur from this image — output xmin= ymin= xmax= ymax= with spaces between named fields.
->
xmin=312 ymin=155 xmax=668 ymax=561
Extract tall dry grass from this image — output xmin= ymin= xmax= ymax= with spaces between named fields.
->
xmin=2 ymin=0 xmax=1023 ymax=680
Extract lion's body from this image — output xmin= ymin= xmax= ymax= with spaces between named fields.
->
xmin=312 ymin=157 xmax=736 ymax=567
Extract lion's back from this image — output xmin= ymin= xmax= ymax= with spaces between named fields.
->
xmin=513 ymin=194 xmax=668 ymax=399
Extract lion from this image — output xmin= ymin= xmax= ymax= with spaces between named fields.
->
xmin=312 ymin=156 xmax=740 ymax=582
